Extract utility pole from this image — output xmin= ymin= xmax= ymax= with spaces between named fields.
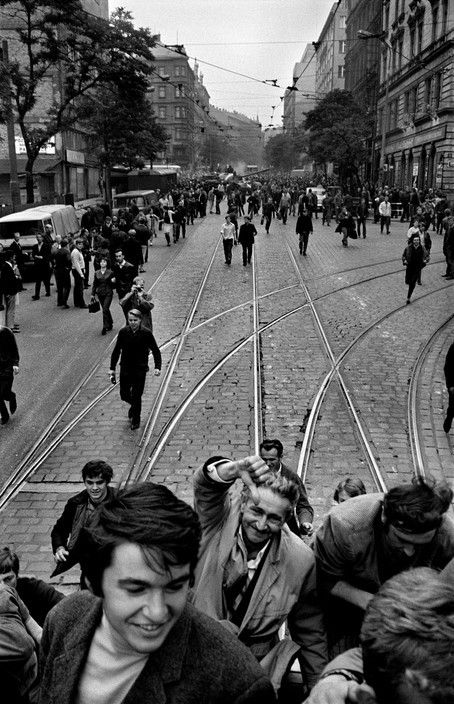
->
xmin=1 ymin=40 xmax=21 ymax=209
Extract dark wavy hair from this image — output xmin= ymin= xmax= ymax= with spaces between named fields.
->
xmin=383 ymin=476 xmax=453 ymax=533
xmin=362 ymin=568 xmax=454 ymax=704
xmin=79 ymin=483 xmax=201 ymax=596
xmin=81 ymin=460 xmax=114 ymax=483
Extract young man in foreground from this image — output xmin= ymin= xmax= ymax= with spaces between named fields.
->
xmin=38 ymin=482 xmax=276 ymax=704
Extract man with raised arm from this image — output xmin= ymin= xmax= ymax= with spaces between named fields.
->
xmin=192 ymin=453 xmax=327 ymax=701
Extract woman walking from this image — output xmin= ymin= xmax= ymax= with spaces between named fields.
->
xmin=220 ymin=214 xmax=236 ymax=266
xmin=402 ymin=234 xmax=429 ymax=304
xmin=91 ymin=257 xmax=115 ymax=334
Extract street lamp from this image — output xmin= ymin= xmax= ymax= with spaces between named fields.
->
xmin=358 ymin=30 xmax=392 ymax=187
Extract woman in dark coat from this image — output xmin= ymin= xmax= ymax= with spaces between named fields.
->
xmin=335 ymin=208 xmax=357 ymax=247
xmin=91 ymin=256 xmax=115 ymax=334
xmin=402 ymin=234 xmax=429 ymax=304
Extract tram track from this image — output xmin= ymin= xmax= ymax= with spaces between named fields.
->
xmin=0 ymin=234 xmax=451 ymax=511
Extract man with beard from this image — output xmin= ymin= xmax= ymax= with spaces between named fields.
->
xmin=314 ymin=477 xmax=454 ymax=657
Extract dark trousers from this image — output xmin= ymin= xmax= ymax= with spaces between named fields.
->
xmin=280 ymin=207 xmax=288 ymax=224
xmin=241 ymin=242 xmax=253 ymax=265
xmin=407 ymin=273 xmax=419 ymax=300
xmin=119 ymin=369 xmax=146 ymax=423
xmin=264 ymin=215 xmax=271 ymax=233
xmin=215 ymin=198 xmax=222 ymax=214
xmin=223 ymin=238 xmax=233 ymax=265
xmin=0 ymin=375 xmax=15 ymax=423
xmin=55 ymin=271 xmax=71 ymax=306
xmin=34 ymin=265 xmax=51 ymax=297
xmin=357 ymin=217 xmax=366 ymax=238
xmin=72 ymin=270 xmax=85 ymax=307
xmin=298 ymin=231 xmax=310 ymax=254
xmin=380 ymin=215 xmax=391 ymax=233
xmin=83 ymin=255 xmax=90 ymax=286
xmin=98 ymin=291 xmax=113 ymax=330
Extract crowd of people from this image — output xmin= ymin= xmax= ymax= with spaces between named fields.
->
xmin=2 ymin=444 xmax=454 ymax=704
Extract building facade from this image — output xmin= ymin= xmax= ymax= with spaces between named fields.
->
xmin=377 ymin=0 xmax=454 ymax=197
xmin=148 ymin=40 xmax=202 ymax=172
xmin=208 ymin=107 xmax=263 ymax=171
xmin=0 ymin=0 xmax=108 ymax=206
xmin=315 ymin=1 xmax=347 ymax=97
xmin=344 ymin=0 xmax=382 ymax=181
xmin=283 ymin=44 xmax=317 ymax=135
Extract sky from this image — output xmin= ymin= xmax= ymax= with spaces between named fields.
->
xmin=112 ymin=0 xmax=336 ymax=127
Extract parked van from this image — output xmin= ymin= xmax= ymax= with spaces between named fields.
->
xmin=112 ymin=190 xmax=158 ymax=217
xmin=0 ymin=204 xmax=80 ymax=267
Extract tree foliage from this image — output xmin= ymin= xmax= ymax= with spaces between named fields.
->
xmin=304 ymin=90 xmax=373 ymax=183
xmin=0 ymin=2 xmax=158 ymax=201
xmin=264 ymin=133 xmax=296 ymax=170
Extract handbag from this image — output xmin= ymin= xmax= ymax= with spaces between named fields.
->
xmin=88 ymin=297 xmax=100 ymax=313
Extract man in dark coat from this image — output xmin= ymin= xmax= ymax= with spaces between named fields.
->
xmin=443 ymin=342 xmax=454 ymax=433
xmin=54 ymin=239 xmax=72 ymax=308
xmin=31 ymin=233 xmax=52 ymax=299
xmin=112 ymin=248 xmax=135 ymax=321
xmin=39 ymin=483 xmax=275 ymax=704
xmin=110 ymin=308 xmax=161 ymax=429
xmin=295 ymin=207 xmax=313 ymax=255
xmin=0 ymin=324 xmax=19 ymax=425
xmin=50 ymin=460 xmax=115 ymax=580
xmin=0 ymin=250 xmax=21 ymax=330
xmin=238 ymin=215 xmax=257 ymax=266
xmin=8 ymin=232 xmax=26 ymax=286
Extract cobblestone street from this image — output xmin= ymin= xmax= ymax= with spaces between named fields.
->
xmin=0 ymin=208 xmax=453 ymax=588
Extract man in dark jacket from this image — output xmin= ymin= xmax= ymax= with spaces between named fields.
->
xmin=54 ymin=240 xmax=72 ymax=308
xmin=31 ymin=233 xmax=52 ymax=300
xmin=8 ymin=233 xmax=26 ymax=286
xmin=0 ymin=250 xmax=21 ymax=330
xmin=0 ymin=324 xmax=19 ymax=425
xmin=295 ymin=207 xmax=313 ymax=256
xmin=110 ymin=309 xmax=161 ymax=429
xmin=259 ymin=438 xmax=314 ymax=536
xmin=112 ymin=249 xmax=135 ymax=321
xmin=443 ymin=342 xmax=454 ymax=433
xmin=50 ymin=460 xmax=115 ymax=580
xmin=238 ymin=215 xmax=257 ymax=266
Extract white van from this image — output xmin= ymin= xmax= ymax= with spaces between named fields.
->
xmin=112 ymin=190 xmax=158 ymax=217
xmin=0 ymin=204 xmax=80 ymax=267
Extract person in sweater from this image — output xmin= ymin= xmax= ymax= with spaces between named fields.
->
xmin=295 ymin=207 xmax=314 ymax=256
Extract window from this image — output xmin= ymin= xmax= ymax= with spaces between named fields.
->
xmin=424 ymin=77 xmax=432 ymax=108
xmin=175 ymin=85 xmax=183 ymax=98
xmin=391 ymin=41 xmax=397 ymax=72
xmin=339 ymin=15 xmax=346 ymax=28
xmin=175 ymin=106 xmax=186 ymax=118
xmin=339 ymin=40 xmax=346 ymax=53
xmin=175 ymin=65 xmax=186 ymax=77
xmin=157 ymin=66 xmax=166 ymax=77
xmin=158 ymin=106 xmax=166 ymax=119
xmin=338 ymin=64 xmax=345 ymax=78
xmin=403 ymin=90 xmax=410 ymax=115
xmin=442 ymin=0 xmax=449 ymax=34
xmin=397 ymin=37 xmax=404 ymax=69
xmin=409 ymin=26 xmax=416 ymax=57
xmin=417 ymin=19 xmax=423 ymax=54
xmin=384 ymin=4 xmax=390 ymax=31
xmin=409 ymin=85 xmax=417 ymax=116
xmin=158 ymin=86 xmax=166 ymax=98
xmin=432 ymin=0 xmax=439 ymax=43
xmin=433 ymin=72 xmax=442 ymax=109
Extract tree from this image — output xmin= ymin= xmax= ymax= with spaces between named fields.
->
xmin=264 ymin=133 xmax=296 ymax=170
xmin=81 ymin=84 xmax=168 ymax=205
xmin=304 ymin=90 xmax=373 ymax=188
xmin=0 ymin=2 xmax=157 ymax=202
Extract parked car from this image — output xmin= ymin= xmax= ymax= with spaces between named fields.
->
xmin=112 ymin=190 xmax=158 ymax=217
xmin=306 ymin=186 xmax=326 ymax=211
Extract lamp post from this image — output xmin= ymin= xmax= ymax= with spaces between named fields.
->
xmin=358 ymin=30 xmax=392 ymax=187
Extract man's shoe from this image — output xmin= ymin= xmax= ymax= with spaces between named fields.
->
xmin=406 ymin=299 xmax=411 ymax=305
xmin=62 ymin=304 xmax=70 ymax=309
xmin=130 ymin=420 xmax=140 ymax=430
xmin=45 ymin=292 xmax=51 ymax=297
xmin=31 ymin=295 xmax=39 ymax=300
xmin=9 ymin=394 xmax=17 ymax=415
